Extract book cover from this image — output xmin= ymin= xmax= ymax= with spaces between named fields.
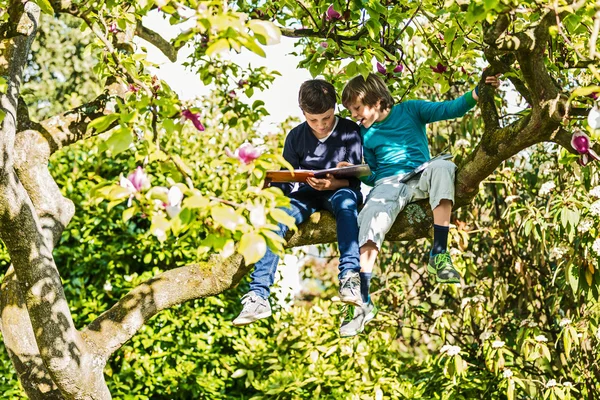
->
xmin=265 ymin=164 xmax=371 ymax=183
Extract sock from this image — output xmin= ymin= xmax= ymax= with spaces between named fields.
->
xmin=431 ymin=224 xmax=450 ymax=256
xmin=359 ymin=272 xmax=372 ymax=304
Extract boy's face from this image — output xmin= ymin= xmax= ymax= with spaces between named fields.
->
xmin=303 ymin=108 xmax=336 ymax=138
xmin=348 ymin=98 xmax=383 ymax=128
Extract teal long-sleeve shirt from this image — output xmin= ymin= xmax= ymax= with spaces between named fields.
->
xmin=360 ymin=92 xmax=477 ymax=186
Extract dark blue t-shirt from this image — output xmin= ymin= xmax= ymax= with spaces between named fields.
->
xmin=273 ymin=117 xmax=363 ymax=195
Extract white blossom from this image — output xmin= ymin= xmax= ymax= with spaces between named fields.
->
xmin=550 ymin=246 xmax=569 ymax=260
xmin=505 ymin=195 xmax=520 ymax=204
xmin=492 ymin=340 xmax=505 ymax=348
xmin=592 ymin=238 xmax=600 ymax=256
xmin=440 ymin=345 xmax=461 ymax=356
xmin=503 ymin=369 xmax=513 ymax=378
xmin=124 ymin=275 xmax=133 ymax=282
xmin=433 ymin=309 xmax=451 ymax=319
xmin=103 ymin=281 xmax=113 ymax=292
xmin=590 ymin=200 xmax=600 ymax=217
xmin=578 ymin=217 xmax=594 ymax=233
xmin=461 ymin=297 xmax=472 ymax=309
xmin=546 ymin=379 xmax=557 ymax=388
xmin=538 ymin=161 xmax=555 ymax=176
xmin=559 ymin=318 xmax=572 ymax=327
xmin=535 ymin=335 xmax=548 ymax=342
xmin=563 ymin=382 xmax=573 ymax=387
xmin=455 ymin=138 xmax=470 ymax=148
xmin=449 ymin=248 xmax=461 ymax=256
xmin=590 ymin=186 xmax=600 ymax=199
xmin=520 ymin=319 xmax=537 ymax=328
xmin=539 ymin=181 xmax=556 ymax=196
xmin=480 ymin=331 xmax=493 ymax=341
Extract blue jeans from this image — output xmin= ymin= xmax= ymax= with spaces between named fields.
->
xmin=249 ymin=185 xmax=363 ymax=299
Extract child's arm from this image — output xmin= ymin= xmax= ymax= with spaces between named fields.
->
xmin=360 ymin=146 xmax=377 ymax=186
xmin=417 ymin=75 xmax=501 ymax=124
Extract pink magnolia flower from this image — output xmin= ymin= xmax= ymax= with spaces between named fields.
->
xmin=325 ymin=5 xmax=341 ymax=21
xmin=126 ymin=167 xmax=151 ymax=192
xmin=181 ymin=109 xmax=205 ymax=131
xmin=376 ymin=62 xmax=386 ymax=74
xmin=320 ymin=42 xmax=329 ymax=49
xmin=228 ymin=90 xmax=237 ymax=99
xmin=431 ymin=62 xmax=447 ymax=74
xmin=225 ymin=143 xmax=264 ymax=164
xmin=108 ymin=22 xmax=118 ymax=34
xmin=237 ymin=79 xmax=249 ymax=88
xmin=393 ymin=63 xmax=403 ymax=73
xmin=119 ymin=167 xmax=151 ymax=206
xmin=571 ymin=130 xmax=600 ymax=166
xmin=128 ymin=84 xmax=139 ymax=93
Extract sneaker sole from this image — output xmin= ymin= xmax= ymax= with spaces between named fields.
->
xmin=232 ymin=311 xmax=272 ymax=326
xmin=340 ymin=294 xmax=363 ymax=307
xmin=339 ymin=307 xmax=378 ymax=338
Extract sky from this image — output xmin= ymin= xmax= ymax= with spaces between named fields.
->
xmin=137 ymin=11 xmax=312 ymax=133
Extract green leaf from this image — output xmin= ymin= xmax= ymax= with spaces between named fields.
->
xmin=183 ymin=195 xmax=209 ymax=209
xmin=122 ymin=207 xmax=137 ymax=223
xmin=270 ymin=208 xmax=296 ymax=230
xmin=248 ymin=20 xmax=281 ymax=45
xmin=89 ymin=114 xmax=120 ymax=134
xmin=212 ymin=205 xmax=245 ymax=231
xmin=0 ymin=76 xmax=7 ymax=93
xmin=33 ymin=0 xmax=54 ymax=15
xmin=238 ymin=232 xmax=267 ymax=265
xmin=206 ymin=38 xmax=230 ymax=57
xmin=366 ymin=19 xmax=381 ymax=41
xmin=105 ymin=127 xmax=133 ymax=155
xmin=231 ymin=369 xmax=247 ymax=379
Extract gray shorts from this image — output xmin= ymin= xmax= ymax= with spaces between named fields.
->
xmin=358 ymin=159 xmax=456 ymax=249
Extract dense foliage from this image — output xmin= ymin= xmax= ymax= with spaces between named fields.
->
xmin=1 ymin=0 xmax=599 ymax=398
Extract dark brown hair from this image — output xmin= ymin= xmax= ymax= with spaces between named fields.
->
xmin=298 ymin=79 xmax=337 ymax=114
xmin=342 ymin=73 xmax=394 ymax=111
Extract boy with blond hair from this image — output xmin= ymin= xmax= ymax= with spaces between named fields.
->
xmin=338 ymin=72 xmax=499 ymax=337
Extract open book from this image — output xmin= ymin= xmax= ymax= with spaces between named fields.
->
xmin=399 ymin=153 xmax=453 ymax=183
xmin=265 ymin=164 xmax=372 ymax=183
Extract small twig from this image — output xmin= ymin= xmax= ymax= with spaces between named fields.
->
xmin=209 ymin=196 xmax=243 ymax=208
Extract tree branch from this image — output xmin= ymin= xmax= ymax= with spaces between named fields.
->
xmin=135 ymin=21 xmax=178 ymax=62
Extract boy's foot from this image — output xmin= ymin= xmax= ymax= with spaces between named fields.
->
xmin=339 ymin=300 xmax=378 ymax=338
xmin=427 ymin=252 xmax=461 ymax=284
xmin=339 ymin=270 xmax=363 ymax=306
xmin=232 ymin=292 xmax=272 ymax=326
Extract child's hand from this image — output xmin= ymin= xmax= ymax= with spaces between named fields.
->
xmin=473 ymin=74 xmax=501 ymax=101
xmin=306 ymin=175 xmax=347 ymax=191
xmin=485 ymin=74 xmax=501 ymax=88
xmin=336 ymin=161 xmax=353 ymax=168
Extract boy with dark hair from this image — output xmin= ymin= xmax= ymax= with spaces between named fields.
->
xmin=338 ymin=72 xmax=500 ymax=337
xmin=233 ymin=79 xmax=365 ymax=329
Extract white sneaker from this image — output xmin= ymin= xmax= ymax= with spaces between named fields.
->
xmin=232 ymin=292 xmax=272 ymax=326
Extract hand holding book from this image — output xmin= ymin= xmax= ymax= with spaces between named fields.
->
xmin=265 ymin=163 xmax=372 ymax=183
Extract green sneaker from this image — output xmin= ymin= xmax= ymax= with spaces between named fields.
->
xmin=339 ymin=300 xmax=378 ymax=338
xmin=427 ymin=252 xmax=461 ymax=284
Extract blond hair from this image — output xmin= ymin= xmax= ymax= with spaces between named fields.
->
xmin=342 ymin=73 xmax=394 ymax=111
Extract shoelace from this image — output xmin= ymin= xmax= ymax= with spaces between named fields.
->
xmin=341 ymin=305 xmax=356 ymax=322
xmin=341 ymin=274 xmax=359 ymax=289
xmin=434 ymin=253 xmax=452 ymax=271
xmin=240 ymin=293 xmax=259 ymax=306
